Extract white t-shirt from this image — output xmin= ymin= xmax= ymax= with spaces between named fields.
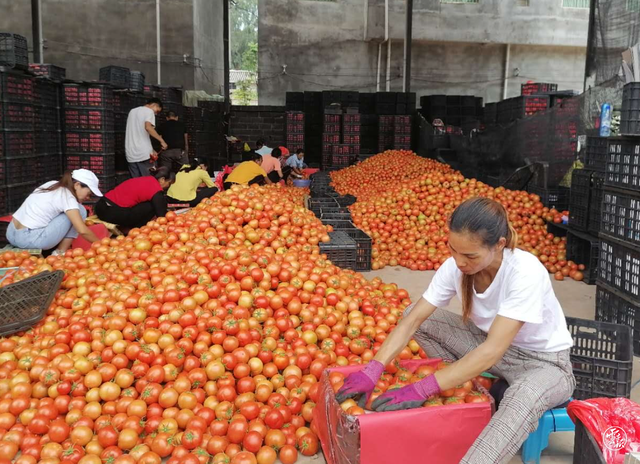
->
xmin=125 ymin=106 xmax=155 ymax=162
xmin=423 ymin=248 xmax=573 ymax=352
xmin=13 ymin=182 xmax=80 ymax=229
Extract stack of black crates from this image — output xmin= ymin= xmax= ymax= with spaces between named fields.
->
xmin=185 ymin=104 xmax=227 ymax=171
xmin=63 ymin=82 xmax=116 ymax=194
xmin=1 ymin=64 xmax=64 ymax=216
xmin=419 ymin=95 xmax=483 ymax=128
xmin=112 ymin=91 xmax=145 ymax=183
xmin=592 ymin=117 xmax=640 ymax=355
xmin=310 ymin=171 xmax=372 ymax=272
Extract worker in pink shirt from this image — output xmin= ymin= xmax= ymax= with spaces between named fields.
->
xmin=261 ymin=147 xmax=284 ymax=183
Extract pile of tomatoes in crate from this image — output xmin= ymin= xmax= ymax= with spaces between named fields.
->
xmin=331 ymin=151 xmax=585 ymax=279
xmin=0 ymin=184 xmax=425 ymax=464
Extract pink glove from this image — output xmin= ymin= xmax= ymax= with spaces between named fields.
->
xmin=335 ymin=360 xmax=385 ymax=407
xmin=372 ymin=374 xmax=441 ymax=412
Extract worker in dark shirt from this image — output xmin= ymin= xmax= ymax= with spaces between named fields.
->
xmin=95 ymin=167 xmax=174 ymax=228
xmin=157 ymin=111 xmax=189 ymax=172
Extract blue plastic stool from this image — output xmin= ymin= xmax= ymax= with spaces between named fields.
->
xmin=521 ymin=403 xmax=574 ymax=464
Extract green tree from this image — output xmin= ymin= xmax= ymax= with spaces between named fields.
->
xmin=234 ymin=77 xmax=257 ymax=105
xmin=231 ymin=0 xmax=258 ymax=72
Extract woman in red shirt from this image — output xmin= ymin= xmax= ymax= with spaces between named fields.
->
xmin=95 ymin=167 xmax=173 ymax=228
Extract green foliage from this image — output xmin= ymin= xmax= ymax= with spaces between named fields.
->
xmin=234 ymin=77 xmax=257 ymax=105
xmin=231 ymin=0 xmax=258 ymax=72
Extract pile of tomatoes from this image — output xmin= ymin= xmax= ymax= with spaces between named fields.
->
xmin=329 ymin=361 xmax=492 ymax=415
xmin=331 ymin=151 xmax=585 ymax=280
xmin=0 ymin=184 xmax=423 ymax=464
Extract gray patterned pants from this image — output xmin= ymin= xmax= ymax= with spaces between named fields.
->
xmin=405 ymin=306 xmax=576 ymax=464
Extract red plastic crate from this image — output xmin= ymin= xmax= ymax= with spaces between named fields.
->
xmin=343 ymin=134 xmax=360 ymax=145
xmin=0 ymin=71 xmax=34 ymax=103
xmin=64 ymin=131 xmax=115 ymax=154
xmin=64 ymin=84 xmax=114 ymax=109
xmin=343 ymin=114 xmax=361 ymax=124
xmin=65 ymin=154 xmax=116 ymax=177
xmin=286 ymin=112 xmax=304 ymax=122
xmin=323 ymin=133 xmax=340 ymax=144
xmin=324 ymin=114 xmax=341 ymax=124
xmin=521 ymin=82 xmax=558 ymax=96
xmin=286 ymin=134 xmax=304 ymax=144
xmin=286 ymin=123 xmax=304 ymax=134
xmin=0 ymin=130 xmax=34 ymax=158
xmin=64 ymin=109 xmax=114 ymax=132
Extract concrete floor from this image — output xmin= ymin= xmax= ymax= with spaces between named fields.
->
xmin=294 ymin=267 xmax=640 ymax=464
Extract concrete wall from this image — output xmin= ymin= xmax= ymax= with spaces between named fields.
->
xmin=259 ymin=0 xmax=589 ymax=105
xmin=194 ymin=0 xmax=225 ymax=95
xmin=0 ymin=0 xmax=223 ymax=94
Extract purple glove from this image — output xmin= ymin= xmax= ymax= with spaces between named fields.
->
xmin=335 ymin=360 xmax=385 ymax=407
xmin=372 ymin=374 xmax=441 ymax=412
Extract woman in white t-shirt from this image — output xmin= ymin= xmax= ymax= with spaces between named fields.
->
xmin=7 ymin=169 xmax=103 ymax=254
xmin=336 ymin=197 xmax=575 ymax=464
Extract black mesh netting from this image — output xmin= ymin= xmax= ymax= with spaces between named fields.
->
xmin=587 ymin=0 xmax=640 ymax=86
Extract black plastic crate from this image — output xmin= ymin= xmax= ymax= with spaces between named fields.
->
xmin=0 ymin=34 xmax=28 ymax=70
xmin=569 ymin=169 xmax=592 ymax=231
xmin=2 ymin=155 xmax=39 ymax=184
xmin=567 ymin=316 xmax=633 ymax=399
xmin=598 ymin=236 xmax=640 ymax=302
xmin=340 ymin=227 xmax=372 ymax=271
xmin=115 ymin=171 xmax=130 ymax=186
xmin=29 ymin=64 xmax=66 ymax=81
xmin=64 ymin=131 xmax=115 ymax=154
xmin=319 ymin=231 xmax=357 ymax=270
xmin=322 ymin=219 xmax=356 ymax=231
xmin=35 ymin=131 xmax=61 ymax=155
xmin=621 ymin=82 xmax=640 ymax=136
xmin=34 ymin=78 xmax=61 ymax=108
xmin=601 ymin=187 xmax=640 ymax=247
xmin=7 ymin=181 xmax=35 ymax=211
xmin=566 ymin=230 xmax=599 ymax=285
xmin=605 ymin=136 xmax=640 ymax=190
xmin=64 ymin=84 xmax=114 ymax=109
xmin=34 ymin=107 xmax=61 ymax=132
xmin=65 ymin=153 xmax=115 ymax=177
xmin=96 ymin=175 xmax=116 ymax=193
xmin=64 ymin=108 xmax=114 ymax=132
xmin=0 ymin=102 xmax=33 ymax=130
xmin=99 ymin=66 xmax=131 ymax=89
xmin=0 ymin=130 xmax=34 ymax=158
xmin=584 ymin=136 xmax=608 ymax=172
xmin=309 ymin=198 xmax=338 ymax=208
xmin=335 ymin=195 xmax=356 ymax=207
xmin=129 ymin=71 xmax=145 ymax=92
xmin=0 ymin=70 xmax=33 ymax=103
xmin=572 ymin=420 xmax=606 ymax=464
xmin=588 ymin=171 xmax=605 ymax=236
xmin=527 ymin=185 xmax=569 ymax=210
xmin=0 ymin=270 xmax=64 ymax=336
xmin=160 ymin=86 xmax=182 ymax=104
xmin=596 ymin=282 xmax=640 ymax=357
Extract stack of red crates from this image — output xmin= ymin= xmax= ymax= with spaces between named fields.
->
xmin=63 ymin=83 xmax=116 ymax=193
xmin=322 ymin=111 xmax=341 ymax=168
xmin=341 ymin=113 xmax=360 ymax=162
xmin=286 ymin=111 xmax=304 ymax=152
xmin=394 ymin=115 xmax=412 ymax=150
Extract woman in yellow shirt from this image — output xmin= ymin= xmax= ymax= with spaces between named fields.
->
xmin=223 ymin=152 xmax=273 ymax=190
xmin=166 ymin=159 xmax=218 ymax=207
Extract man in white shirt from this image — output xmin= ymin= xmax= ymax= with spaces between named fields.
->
xmin=125 ymin=98 xmax=168 ymax=178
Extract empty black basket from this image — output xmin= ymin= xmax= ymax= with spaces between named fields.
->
xmin=0 ymin=33 xmax=28 ymax=70
xmin=566 ymin=230 xmax=599 ymax=285
xmin=0 ymin=270 xmax=64 ymax=337
xmin=319 ymin=231 xmax=357 ymax=270
xmin=341 ymin=227 xmax=372 ymax=271
xmin=99 ymin=66 xmax=131 ymax=89
xmin=566 ymin=316 xmax=633 ymax=400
